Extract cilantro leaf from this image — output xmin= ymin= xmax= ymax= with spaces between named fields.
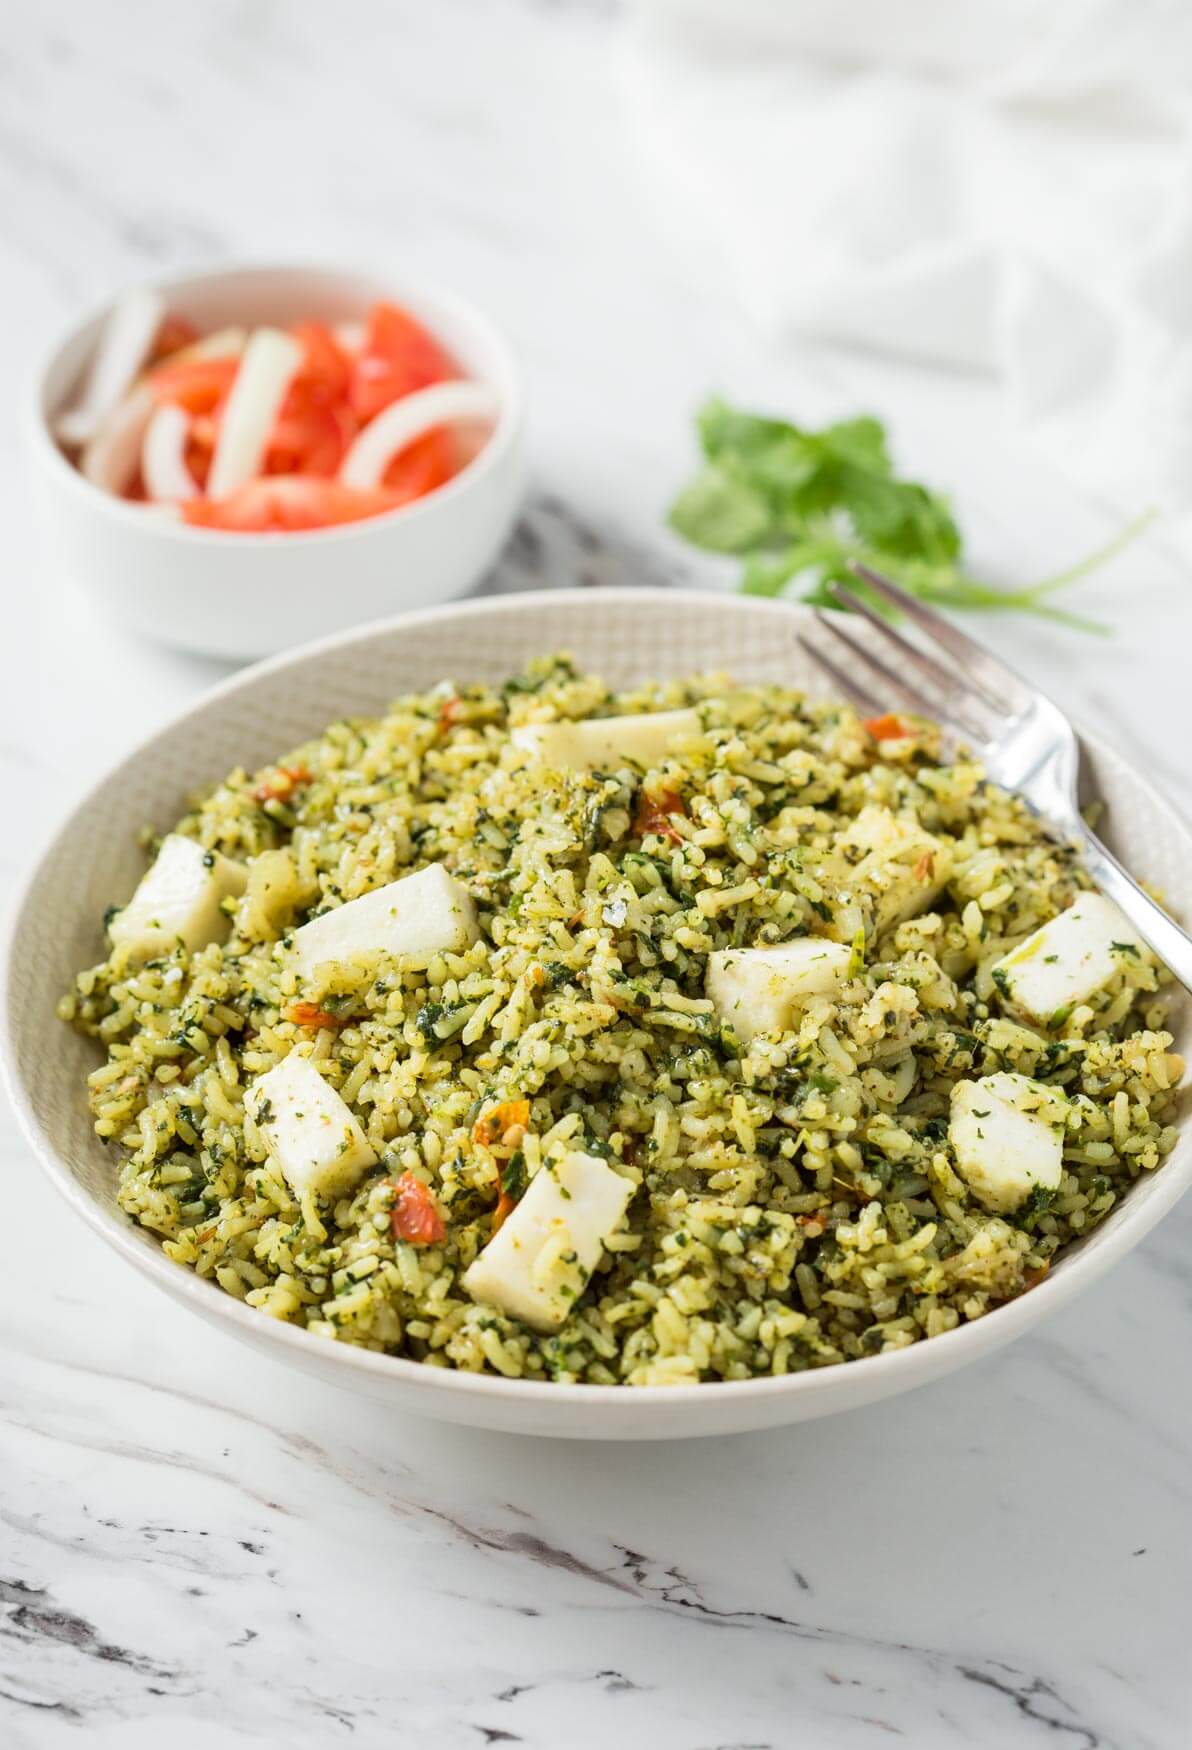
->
xmin=669 ymin=464 xmax=771 ymax=553
xmin=669 ymin=396 xmax=1149 ymax=631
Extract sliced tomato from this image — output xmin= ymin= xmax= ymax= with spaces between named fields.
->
xmin=185 ymin=421 xmax=215 ymax=491
xmin=349 ymin=301 xmax=458 ymax=423
xmin=862 ymin=713 xmax=914 ymax=741
xmin=285 ymin=1001 xmax=346 ymax=1030
xmin=390 ymin=1171 xmax=447 ymax=1245
xmin=472 ymin=1098 xmax=531 ymax=1148
xmin=149 ymin=312 xmax=200 ymax=364
xmin=633 ymin=786 xmax=687 ymax=845
xmin=182 ymin=476 xmax=401 ymax=532
xmin=137 ymin=305 xmax=465 ymax=524
xmin=265 ymin=402 xmax=354 ymax=478
xmin=261 ymin=326 xmax=357 ymax=477
xmin=288 ymin=321 xmax=351 ymax=405
xmin=253 ymin=762 xmax=311 ymax=802
xmin=383 ymin=426 xmax=456 ymax=503
xmin=148 ymin=354 xmax=239 ymax=416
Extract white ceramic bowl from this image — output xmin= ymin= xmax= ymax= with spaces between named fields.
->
xmin=5 ymin=589 xmax=1189 ymax=1439
xmin=27 ymin=264 xmax=525 ymax=660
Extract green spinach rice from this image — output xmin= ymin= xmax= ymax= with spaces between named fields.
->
xmin=59 ymin=657 xmax=1184 ymax=1385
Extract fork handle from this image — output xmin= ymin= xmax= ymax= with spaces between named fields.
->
xmin=1074 ymin=823 xmax=1192 ymax=994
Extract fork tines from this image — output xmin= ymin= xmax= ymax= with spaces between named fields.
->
xmin=846 ymin=563 xmax=1022 ymax=715
xmin=793 ymin=561 xmax=1026 ymax=746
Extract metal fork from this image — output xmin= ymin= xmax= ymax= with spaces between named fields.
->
xmin=797 ymin=561 xmax=1192 ymax=991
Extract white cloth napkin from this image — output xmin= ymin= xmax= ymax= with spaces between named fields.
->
xmin=625 ymin=0 xmax=1192 ymax=516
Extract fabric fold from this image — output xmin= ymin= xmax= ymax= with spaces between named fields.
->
xmin=624 ymin=0 xmax=1192 ymax=512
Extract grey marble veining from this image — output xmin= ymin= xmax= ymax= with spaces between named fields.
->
xmin=3 ymin=2 xmax=1192 ymax=1746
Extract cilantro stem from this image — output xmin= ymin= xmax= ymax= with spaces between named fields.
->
xmin=915 ymin=578 xmax=1111 ymax=635
xmin=1021 ymin=509 xmax=1157 ymax=599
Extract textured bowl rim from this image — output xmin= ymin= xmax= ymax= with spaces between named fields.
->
xmin=26 ymin=259 xmax=525 ymax=549
xmin=5 ymin=585 xmax=1191 ymax=1419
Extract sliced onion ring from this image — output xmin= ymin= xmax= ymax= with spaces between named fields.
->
xmin=339 ymin=381 xmax=500 ymax=490
xmin=142 ymin=404 xmax=198 ymax=502
xmin=77 ymin=327 xmax=252 ymax=495
xmin=161 ymin=325 xmax=247 ymax=369
xmin=206 ymin=327 xmax=304 ymax=500
xmin=79 ymin=382 xmax=155 ymax=493
xmin=56 ymin=289 xmax=166 ymax=448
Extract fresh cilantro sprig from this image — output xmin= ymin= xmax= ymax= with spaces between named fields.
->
xmin=669 ymin=398 xmax=1149 ymax=633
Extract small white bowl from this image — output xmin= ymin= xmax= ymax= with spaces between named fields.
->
xmin=4 ymin=589 xmax=1190 ymax=1440
xmin=27 ymin=264 xmax=525 ymax=660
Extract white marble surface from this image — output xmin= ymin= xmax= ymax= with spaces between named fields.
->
xmin=3 ymin=4 xmax=1192 ymax=1746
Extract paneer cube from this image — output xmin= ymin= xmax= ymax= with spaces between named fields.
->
xmin=510 ymin=708 xmax=701 ymax=772
xmin=462 ymin=1150 xmax=634 ymax=1331
xmin=292 ymin=863 xmax=479 ymax=977
xmin=831 ymin=806 xmax=951 ymax=938
xmin=108 ymin=833 xmax=247 ymax=960
xmin=706 ymin=938 xmax=852 ymax=1040
xmin=244 ymin=1050 xmax=376 ymax=1202
xmin=949 ymin=1072 xmax=1066 ymax=1213
xmin=990 ymin=892 xmax=1149 ymax=1025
